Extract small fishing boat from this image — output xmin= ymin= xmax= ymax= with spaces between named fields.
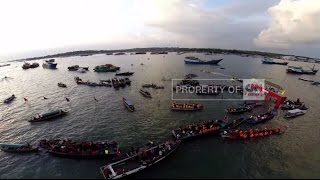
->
xmin=115 ymin=72 xmax=134 ymax=76
xmin=284 ymin=109 xmax=306 ymax=119
xmin=68 ymin=65 xmax=80 ymax=71
xmin=94 ymin=64 xmax=120 ymax=72
xmin=281 ymin=103 xmax=308 ymax=110
xmin=220 ymin=126 xmax=287 ymax=140
xmin=4 ymin=94 xmax=16 ymax=104
xmin=0 ymin=143 xmax=38 ymax=153
xmin=184 ymin=56 xmax=223 ymax=65
xmin=171 ymin=102 xmax=203 ymax=111
xmin=139 ymin=89 xmax=152 ymax=98
xmin=0 ymin=63 xmax=10 ymax=67
xmin=311 ymin=81 xmax=320 ymax=86
xmin=172 ymin=120 xmax=222 ymax=141
xmin=42 ymin=59 xmax=57 ymax=69
xmin=246 ymin=111 xmax=275 ymax=125
xmin=39 ymin=140 xmax=120 ymax=159
xmin=100 ymin=140 xmax=180 ymax=179
xmin=220 ymin=117 xmax=246 ymax=130
xmin=78 ymin=68 xmax=87 ymax=73
xmin=262 ymin=58 xmax=288 ymax=65
xmin=123 ymin=98 xmax=135 ymax=112
xmin=22 ymin=62 xmax=31 ymax=69
xmin=286 ymin=65 xmax=318 ymax=75
xmin=58 ymin=82 xmax=67 ymax=88
xmin=28 ymin=109 xmax=68 ymax=122
xmin=298 ymin=77 xmax=313 ymax=82
xmin=225 ymin=106 xmax=253 ymax=114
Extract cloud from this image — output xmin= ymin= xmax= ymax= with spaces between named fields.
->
xmin=254 ymin=0 xmax=320 ymax=48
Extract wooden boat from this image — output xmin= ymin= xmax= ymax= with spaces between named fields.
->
xmin=286 ymin=66 xmax=318 ymax=75
xmin=139 ymin=89 xmax=152 ymax=98
xmin=124 ymin=78 xmax=131 ymax=86
xmin=4 ymin=94 xmax=16 ymax=104
xmin=246 ymin=111 xmax=275 ymax=125
xmin=39 ymin=139 xmax=120 ymax=159
xmin=28 ymin=109 xmax=68 ymax=122
xmin=220 ymin=117 xmax=246 ymax=130
xmin=0 ymin=143 xmax=38 ymax=153
xmin=68 ymin=65 xmax=79 ymax=71
xmin=172 ymin=120 xmax=222 ymax=141
xmin=220 ymin=126 xmax=287 ymax=140
xmin=115 ymin=72 xmax=134 ymax=76
xmin=281 ymin=103 xmax=308 ymax=110
xmin=171 ymin=102 xmax=203 ymax=111
xmin=123 ymin=98 xmax=135 ymax=112
xmin=262 ymin=58 xmax=288 ymax=65
xmin=58 ymin=82 xmax=67 ymax=88
xmin=225 ymin=106 xmax=253 ymax=114
xmin=100 ymin=140 xmax=180 ymax=179
xmin=42 ymin=59 xmax=57 ymax=69
xmin=184 ymin=56 xmax=223 ymax=65
xmin=284 ymin=109 xmax=306 ymax=119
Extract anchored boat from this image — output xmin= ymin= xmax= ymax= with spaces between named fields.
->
xmin=100 ymin=140 xmax=180 ymax=179
xmin=171 ymin=102 xmax=203 ymax=111
xmin=246 ymin=111 xmax=275 ymax=125
xmin=220 ymin=126 xmax=287 ymax=140
xmin=123 ymin=98 xmax=135 ymax=112
xmin=39 ymin=139 xmax=120 ymax=159
xmin=42 ymin=59 xmax=57 ymax=69
xmin=184 ymin=56 xmax=223 ymax=65
xmin=115 ymin=72 xmax=134 ymax=76
xmin=0 ymin=143 xmax=38 ymax=153
xmin=139 ymin=89 xmax=152 ymax=98
xmin=284 ymin=109 xmax=306 ymax=119
xmin=58 ymin=82 xmax=67 ymax=88
xmin=262 ymin=58 xmax=288 ymax=65
xmin=286 ymin=65 xmax=318 ymax=75
xmin=172 ymin=120 xmax=222 ymax=141
xmin=4 ymin=94 xmax=16 ymax=104
xmin=28 ymin=109 xmax=68 ymax=122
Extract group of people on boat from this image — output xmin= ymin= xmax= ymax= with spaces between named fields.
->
xmin=39 ymin=140 xmax=119 ymax=156
xmin=173 ymin=119 xmax=221 ymax=139
xmin=223 ymin=127 xmax=283 ymax=139
xmin=172 ymin=102 xmax=202 ymax=110
xmin=281 ymin=98 xmax=307 ymax=110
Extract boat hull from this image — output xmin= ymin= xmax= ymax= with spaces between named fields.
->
xmin=184 ymin=59 xmax=223 ymax=65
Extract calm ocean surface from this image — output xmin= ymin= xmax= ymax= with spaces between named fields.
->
xmin=0 ymin=53 xmax=319 ymax=179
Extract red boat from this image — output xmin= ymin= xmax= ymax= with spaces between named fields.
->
xmin=220 ymin=126 xmax=288 ymax=140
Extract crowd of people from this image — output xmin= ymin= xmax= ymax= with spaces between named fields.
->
xmin=223 ymin=127 xmax=285 ymax=139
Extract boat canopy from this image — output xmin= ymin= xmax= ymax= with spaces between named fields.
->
xmin=287 ymin=109 xmax=305 ymax=114
xmin=40 ymin=110 xmax=62 ymax=117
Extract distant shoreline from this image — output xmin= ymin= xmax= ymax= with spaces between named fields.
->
xmin=6 ymin=47 xmax=320 ymax=64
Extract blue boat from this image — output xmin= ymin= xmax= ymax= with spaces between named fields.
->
xmin=184 ymin=56 xmax=223 ymax=65
xmin=0 ymin=143 xmax=38 ymax=153
xmin=123 ymin=97 xmax=135 ymax=112
xmin=3 ymin=94 xmax=16 ymax=104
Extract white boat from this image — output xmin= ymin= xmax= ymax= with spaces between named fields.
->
xmin=284 ymin=109 xmax=306 ymax=119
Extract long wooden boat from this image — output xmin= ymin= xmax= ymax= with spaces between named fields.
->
xmin=4 ymin=94 xmax=16 ymax=104
xmin=171 ymin=102 xmax=203 ymax=111
xmin=100 ymin=140 xmax=180 ymax=179
xmin=172 ymin=120 xmax=222 ymax=141
xmin=245 ymin=111 xmax=275 ymax=125
xmin=184 ymin=56 xmax=223 ymax=65
xmin=0 ymin=143 xmax=38 ymax=153
xmin=262 ymin=58 xmax=288 ymax=65
xmin=225 ymin=106 xmax=253 ymax=114
xmin=220 ymin=117 xmax=246 ymax=130
xmin=39 ymin=139 xmax=120 ymax=159
xmin=139 ymin=89 xmax=152 ymax=98
xmin=123 ymin=98 xmax=135 ymax=112
xmin=115 ymin=72 xmax=134 ymax=76
xmin=28 ymin=109 xmax=68 ymax=122
xmin=220 ymin=126 xmax=287 ymax=140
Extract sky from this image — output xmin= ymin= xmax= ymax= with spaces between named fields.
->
xmin=0 ymin=0 xmax=320 ymax=61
